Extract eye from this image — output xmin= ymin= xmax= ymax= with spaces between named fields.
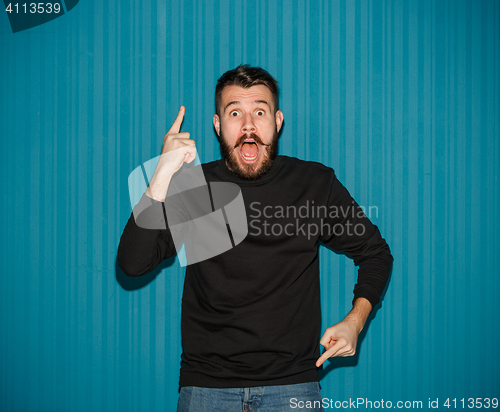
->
xmin=256 ymin=109 xmax=265 ymax=116
xmin=229 ymin=110 xmax=239 ymax=117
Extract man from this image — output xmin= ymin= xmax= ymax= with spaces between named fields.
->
xmin=118 ymin=65 xmax=393 ymax=411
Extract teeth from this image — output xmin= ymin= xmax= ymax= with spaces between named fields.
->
xmin=241 ymin=153 xmax=258 ymax=160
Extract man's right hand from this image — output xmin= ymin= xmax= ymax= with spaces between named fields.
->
xmin=146 ymin=106 xmax=197 ymax=202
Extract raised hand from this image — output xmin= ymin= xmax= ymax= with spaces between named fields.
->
xmin=146 ymin=106 xmax=197 ymax=201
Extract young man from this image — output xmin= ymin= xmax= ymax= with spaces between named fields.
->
xmin=118 ymin=65 xmax=393 ymax=411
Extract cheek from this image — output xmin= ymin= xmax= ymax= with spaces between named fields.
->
xmin=258 ymin=116 xmax=275 ymax=127
xmin=221 ymin=125 xmax=240 ymax=146
xmin=258 ymin=120 xmax=277 ymax=136
xmin=222 ymin=123 xmax=240 ymax=136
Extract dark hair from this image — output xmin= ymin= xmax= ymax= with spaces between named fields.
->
xmin=215 ymin=65 xmax=279 ymax=116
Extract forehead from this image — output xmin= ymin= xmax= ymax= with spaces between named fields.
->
xmin=220 ymin=85 xmax=273 ymax=108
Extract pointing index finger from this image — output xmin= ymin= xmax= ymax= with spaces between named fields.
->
xmin=168 ymin=106 xmax=185 ymax=135
xmin=315 ymin=341 xmax=342 ymax=367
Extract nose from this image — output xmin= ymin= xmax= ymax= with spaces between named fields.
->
xmin=241 ymin=112 xmax=256 ymax=133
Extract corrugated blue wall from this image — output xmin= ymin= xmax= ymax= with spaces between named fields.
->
xmin=1 ymin=0 xmax=499 ymax=410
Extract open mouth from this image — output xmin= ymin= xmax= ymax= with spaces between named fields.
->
xmin=238 ymin=138 xmax=260 ymax=164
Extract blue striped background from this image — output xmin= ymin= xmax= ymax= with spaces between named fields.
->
xmin=1 ymin=0 xmax=498 ymax=410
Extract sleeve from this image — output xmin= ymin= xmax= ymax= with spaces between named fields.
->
xmin=319 ymin=172 xmax=393 ymax=309
xmin=117 ymin=193 xmax=178 ymax=277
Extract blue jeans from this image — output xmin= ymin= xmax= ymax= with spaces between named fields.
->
xmin=177 ymin=382 xmax=324 ymax=412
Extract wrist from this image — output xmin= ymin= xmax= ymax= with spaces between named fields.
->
xmin=345 ymin=297 xmax=372 ymax=333
xmin=145 ymin=186 xmax=163 ymax=202
xmin=146 ymin=173 xmax=172 ymax=202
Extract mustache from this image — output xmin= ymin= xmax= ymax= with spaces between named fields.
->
xmin=234 ymin=133 xmax=269 ymax=148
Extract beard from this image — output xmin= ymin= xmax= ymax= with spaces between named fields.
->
xmin=219 ymin=130 xmax=279 ymax=180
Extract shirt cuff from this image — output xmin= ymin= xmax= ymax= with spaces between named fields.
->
xmin=132 ymin=193 xmax=167 ymax=230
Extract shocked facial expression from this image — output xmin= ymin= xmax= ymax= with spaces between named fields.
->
xmin=213 ymin=85 xmax=284 ymax=180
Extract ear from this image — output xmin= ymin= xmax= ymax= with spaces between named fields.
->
xmin=275 ymin=110 xmax=284 ymax=133
xmin=213 ymin=114 xmax=220 ymax=136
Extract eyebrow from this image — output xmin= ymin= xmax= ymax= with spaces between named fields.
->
xmin=224 ymin=100 xmax=271 ymax=113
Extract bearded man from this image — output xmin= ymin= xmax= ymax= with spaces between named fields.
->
xmin=118 ymin=65 xmax=393 ymax=412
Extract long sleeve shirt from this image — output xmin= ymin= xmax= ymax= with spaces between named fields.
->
xmin=117 ymin=155 xmax=393 ymax=388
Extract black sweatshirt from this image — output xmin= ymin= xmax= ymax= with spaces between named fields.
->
xmin=117 ymin=155 xmax=393 ymax=388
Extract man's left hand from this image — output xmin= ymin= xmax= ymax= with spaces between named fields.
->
xmin=315 ymin=319 xmax=360 ymax=367
xmin=315 ymin=297 xmax=372 ymax=367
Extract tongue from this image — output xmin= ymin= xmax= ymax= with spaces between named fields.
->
xmin=241 ymin=142 xmax=258 ymax=157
